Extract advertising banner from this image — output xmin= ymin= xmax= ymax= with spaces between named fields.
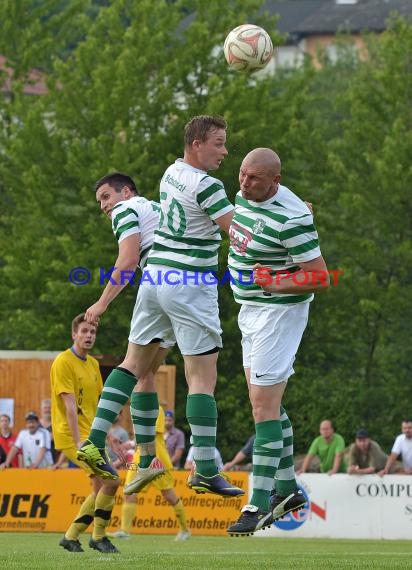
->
xmin=0 ymin=469 xmax=249 ymax=536
xmin=260 ymin=474 xmax=412 ymax=540
xmin=2 ymin=471 xmax=411 ymax=538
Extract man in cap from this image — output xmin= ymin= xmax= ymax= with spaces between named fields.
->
xmin=347 ymin=429 xmax=387 ymax=474
xmin=0 ymin=411 xmax=53 ymax=469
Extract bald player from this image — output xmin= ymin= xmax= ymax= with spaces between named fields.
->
xmin=227 ymin=148 xmax=329 ymax=536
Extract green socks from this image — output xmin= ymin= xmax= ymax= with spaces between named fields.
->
xmin=89 ymin=367 xmax=136 ymax=448
xmin=186 ymin=394 xmax=218 ymax=477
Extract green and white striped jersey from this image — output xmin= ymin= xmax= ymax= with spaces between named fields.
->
xmin=148 ymin=159 xmax=234 ymax=272
xmin=111 ymin=196 xmax=160 ymax=270
xmin=228 ymin=185 xmax=321 ymax=305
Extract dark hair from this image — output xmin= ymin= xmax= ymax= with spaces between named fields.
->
xmin=94 ymin=172 xmax=139 ymax=196
xmin=184 ymin=115 xmax=227 ymax=147
xmin=71 ymin=313 xmax=95 ymax=333
xmin=0 ymin=414 xmax=11 ymax=422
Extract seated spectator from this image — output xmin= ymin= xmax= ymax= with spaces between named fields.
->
xmin=223 ymin=434 xmax=255 ymax=471
xmin=347 ymin=429 xmax=387 ymax=474
xmin=0 ymin=411 xmax=54 ymax=469
xmin=0 ymin=413 xmax=20 ymax=467
xmin=298 ymin=419 xmax=346 ymax=475
xmin=164 ymin=410 xmax=186 ymax=468
xmin=379 ymin=419 xmax=412 ymax=476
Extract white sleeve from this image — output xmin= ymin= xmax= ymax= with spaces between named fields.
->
xmin=186 ymin=446 xmax=194 ymax=462
xmin=215 ymin=449 xmax=224 ymax=471
xmin=14 ymin=431 xmax=24 ymax=449
xmin=391 ymin=435 xmax=403 ymax=456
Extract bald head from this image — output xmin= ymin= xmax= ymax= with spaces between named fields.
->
xmin=320 ymin=420 xmax=335 ymax=442
xmin=242 ymin=148 xmax=281 ymax=174
xmin=239 ymin=148 xmax=281 ymax=202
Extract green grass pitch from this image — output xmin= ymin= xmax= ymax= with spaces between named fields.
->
xmin=0 ymin=533 xmax=411 ymax=569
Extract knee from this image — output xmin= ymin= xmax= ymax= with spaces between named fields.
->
xmin=103 ymin=479 xmax=121 ymax=494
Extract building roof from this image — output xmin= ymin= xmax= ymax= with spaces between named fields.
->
xmin=0 ymin=55 xmax=47 ymax=96
xmin=263 ymin=0 xmax=412 ymax=36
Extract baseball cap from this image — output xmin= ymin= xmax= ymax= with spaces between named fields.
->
xmin=165 ymin=410 xmax=174 ymax=418
xmin=356 ymin=428 xmax=369 ymax=439
xmin=25 ymin=411 xmax=39 ymax=421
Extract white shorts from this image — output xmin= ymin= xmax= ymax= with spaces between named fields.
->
xmin=129 ymin=265 xmax=222 ymax=356
xmin=238 ymin=302 xmax=309 ymax=386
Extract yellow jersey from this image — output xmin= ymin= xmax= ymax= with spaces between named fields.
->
xmin=50 ymin=348 xmax=103 ymax=450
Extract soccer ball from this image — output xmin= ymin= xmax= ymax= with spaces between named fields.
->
xmin=223 ymin=24 xmax=273 ymax=72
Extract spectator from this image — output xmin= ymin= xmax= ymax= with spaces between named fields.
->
xmin=0 ymin=411 xmax=53 ymax=469
xmin=223 ymin=435 xmax=255 ymax=471
xmin=298 ymin=419 xmax=346 ymax=475
xmin=163 ymin=410 xmax=185 ymax=468
xmin=379 ymin=419 xmax=412 ymax=476
xmin=0 ymin=413 xmax=20 ymax=467
xmin=347 ymin=429 xmax=387 ymax=474
xmin=107 ymin=426 xmax=130 ymax=470
xmin=39 ymin=397 xmax=60 ymax=463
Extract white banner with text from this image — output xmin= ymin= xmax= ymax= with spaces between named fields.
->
xmin=259 ymin=473 xmax=412 ymax=539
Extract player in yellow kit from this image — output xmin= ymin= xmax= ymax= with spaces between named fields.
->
xmin=51 ymin=313 xmax=121 ymax=553
xmin=109 ymin=406 xmax=190 ymax=541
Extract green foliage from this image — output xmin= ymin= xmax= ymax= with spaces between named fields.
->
xmin=1 ymin=2 xmax=412 ymax=458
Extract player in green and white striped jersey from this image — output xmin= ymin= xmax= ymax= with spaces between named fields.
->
xmin=127 ymin=115 xmax=243 ymax=498
xmin=147 ymin=158 xmax=233 ymax=272
xmin=228 ymin=183 xmax=321 ymax=305
xmin=227 ymin=148 xmax=330 ymax=536
xmin=80 ymin=173 xmax=172 ymax=483
xmin=85 ymin=172 xmax=160 ymax=325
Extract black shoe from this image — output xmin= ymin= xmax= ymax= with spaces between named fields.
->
xmin=89 ymin=537 xmax=120 ymax=553
xmin=227 ymin=504 xmax=273 ymax=536
xmin=188 ymin=471 xmax=244 ymax=497
xmin=270 ymin=489 xmax=307 ymax=520
xmin=59 ymin=536 xmax=84 ymax=552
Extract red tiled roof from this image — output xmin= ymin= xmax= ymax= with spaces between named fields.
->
xmin=0 ymin=55 xmax=48 ymax=96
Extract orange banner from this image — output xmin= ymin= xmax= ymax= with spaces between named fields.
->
xmin=0 ymin=469 xmax=249 ymax=536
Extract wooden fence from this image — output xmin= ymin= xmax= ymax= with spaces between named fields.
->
xmin=0 ymin=350 xmax=176 ymax=434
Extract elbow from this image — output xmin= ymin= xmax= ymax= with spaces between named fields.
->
xmin=316 ymin=273 xmax=330 ymax=293
xmin=325 ymin=273 xmax=331 ymax=290
xmin=127 ymin=255 xmax=140 ymax=271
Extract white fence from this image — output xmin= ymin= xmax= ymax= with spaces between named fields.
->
xmin=255 ymin=474 xmax=412 ymax=539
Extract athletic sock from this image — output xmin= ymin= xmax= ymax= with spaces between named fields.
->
xmin=65 ymin=494 xmax=95 ymax=540
xmin=186 ymin=394 xmax=218 ymax=477
xmin=275 ymin=406 xmax=298 ymax=497
xmin=93 ymin=491 xmax=115 ymax=540
xmin=130 ymin=391 xmax=158 ymax=468
xmin=89 ymin=367 xmax=136 ymax=448
xmin=121 ymin=501 xmax=136 ymax=533
xmin=250 ymin=419 xmax=283 ymax=510
xmin=172 ymin=498 xmax=188 ymax=531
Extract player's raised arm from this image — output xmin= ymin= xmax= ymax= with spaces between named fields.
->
xmin=85 ymin=233 xmax=140 ymax=325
